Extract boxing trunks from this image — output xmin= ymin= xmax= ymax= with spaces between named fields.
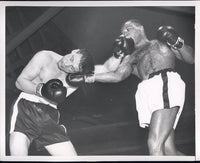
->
xmin=9 ymin=92 xmax=69 ymax=150
xmin=135 ymin=69 xmax=185 ymax=129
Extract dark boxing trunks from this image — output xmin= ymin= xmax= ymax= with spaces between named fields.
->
xmin=10 ymin=98 xmax=69 ymax=150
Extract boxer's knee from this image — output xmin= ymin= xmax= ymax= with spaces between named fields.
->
xmin=9 ymin=132 xmax=30 ymax=156
xmin=45 ymin=141 xmax=77 ymax=156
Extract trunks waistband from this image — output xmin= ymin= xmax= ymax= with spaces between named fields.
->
xmin=148 ymin=68 xmax=175 ymax=79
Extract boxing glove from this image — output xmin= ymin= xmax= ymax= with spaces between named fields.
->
xmin=113 ymin=35 xmax=135 ymax=58
xmin=36 ymin=79 xmax=67 ymax=103
xmin=66 ymin=72 xmax=95 ymax=87
xmin=156 ymin=26 xmax=184 ymax=50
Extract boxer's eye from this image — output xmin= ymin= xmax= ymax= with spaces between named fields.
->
xmin=70 ymin=55 xmax=74 ymax=62
xmin=127 ymin=27 xmax=134 ymax=32
xmin=70 ymin=65 xmax=75 ymax=72
xmin=76 ymin=50 xmax=81 ymax=54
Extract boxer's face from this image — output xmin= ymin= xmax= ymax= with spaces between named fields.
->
xmin=58 ymin=49 xmax=82 ymax=73
xmin=121 ymin=22 xmax=141 ymax=43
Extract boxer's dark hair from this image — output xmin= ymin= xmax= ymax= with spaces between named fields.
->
xmin=79 ymin=49 xmax=94 ymax=74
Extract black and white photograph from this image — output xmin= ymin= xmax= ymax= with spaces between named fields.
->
xmin=0 ymin=1 xmax=199 ymax=162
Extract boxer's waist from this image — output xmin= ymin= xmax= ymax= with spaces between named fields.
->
xmin=18 ymin=92 xmax=57 ymax=108
xmin=148 ymin=68 xmax=175 ymax=79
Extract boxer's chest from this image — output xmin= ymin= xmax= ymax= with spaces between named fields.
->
xmin=38 ymin=61 xmax=65 ymax=83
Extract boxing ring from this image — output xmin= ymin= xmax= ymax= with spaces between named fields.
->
xmin=5 ymin=6 xmax=195 ymax=156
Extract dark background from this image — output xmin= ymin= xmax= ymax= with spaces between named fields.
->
xmin=6 ymin=6 xmax=195 ymax=155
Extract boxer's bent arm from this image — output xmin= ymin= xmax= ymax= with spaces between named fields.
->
xmin=171 ymin=44 xmax=194 ymax=64
xmin=95 ymin=60 xmax=132 ymax=83
xmin=94 ymin=56 xmax=123 ymax=74
xmin=15 ymin=51 xmax=47 ymax=94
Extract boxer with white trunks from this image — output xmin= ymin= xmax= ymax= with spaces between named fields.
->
xmin=68 ymin=20 xmax=194 ymax=155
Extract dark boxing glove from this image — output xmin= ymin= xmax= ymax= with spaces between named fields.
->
xmin=66 ymin=72 xmax=95 ymax=87
xmin=36 ymin=79 xmax=67 ymax=103
xmin=156 ymin=26 xmax=184 ymax=50
xmin=113 ymin=35 xmax=135 ymax=58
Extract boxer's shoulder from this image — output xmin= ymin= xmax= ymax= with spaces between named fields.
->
xmin=150 ymin=39 xmax=168 ymax=50
xmin=32 ymin=50 xmax=62 ymax=62
xmin=145 ymin=39 xmax=171 ymax=56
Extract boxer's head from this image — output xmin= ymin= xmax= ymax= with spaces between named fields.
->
xmin=121 ymin=19 xmax=146 ymax=44
xmin=58 ymin=49 xmax=94 ymax=74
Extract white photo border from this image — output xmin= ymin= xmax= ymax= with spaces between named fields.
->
xmin=0 ymin=0 xmax=199 ymax=161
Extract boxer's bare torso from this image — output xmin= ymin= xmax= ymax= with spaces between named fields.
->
xmin=16 ymin=50 xmax=80 ymax=99
xmin=126 ymin=40 xmax=176 ymax=80
xmin=31 ymin=51 xmax=68 ymax=87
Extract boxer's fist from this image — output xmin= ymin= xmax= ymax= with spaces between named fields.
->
xmin=37 ymin=79 xmax=67 ymax=103
xmin=66 ymin=72 xmax=95 ymax=87
xmin=113 ymin=35 xmax=135 ymax=58
xmin=156 ymin=26 xmax=184 ymax=50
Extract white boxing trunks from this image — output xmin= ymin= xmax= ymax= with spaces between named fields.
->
xmin=135 ymin=69 xmax=185 ymax=129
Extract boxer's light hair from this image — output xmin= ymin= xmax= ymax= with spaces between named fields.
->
xmin=121 ymin=19 xmax=144 ymax=32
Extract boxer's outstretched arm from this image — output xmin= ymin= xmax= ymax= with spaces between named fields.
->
xmin=94 ymin=57 xmax=132 ymax=83
xmin=94 ymin=55 xmax=124 ymax=74
xmin=15 ymin=51 xmax=46 ymax=94
xmin=94 ymin=35 xmax=135 ymax=74
xmin=171 ymin=44 xmax=194 ymax=64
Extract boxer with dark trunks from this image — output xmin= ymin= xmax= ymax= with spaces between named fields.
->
xmin=9 ymin=49 xmax=94 ymax=156
xmin=9 ymin=44 xmax=130 ymax=156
